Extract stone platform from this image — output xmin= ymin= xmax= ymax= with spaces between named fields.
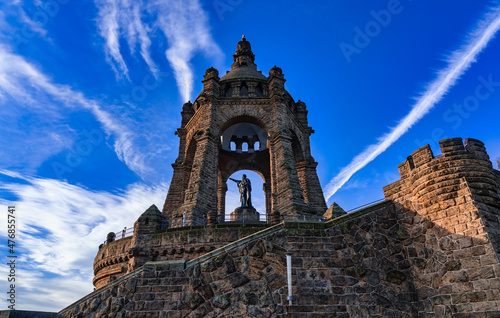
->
xmin=229 ymin=206 xmax=260 ymax=222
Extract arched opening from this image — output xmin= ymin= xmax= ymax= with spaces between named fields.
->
xmin=240 ymin=81 xmax=248 ymax=96
xmin=220 ymin=123 xmax=268 ymax=152
xmin=290 ymin=131 xmax=305 ymax=162
xmin=224 ymin=170 xmax=265 ymax=222
xmin=224 ymin=84 xmax=232 ymax=97
xmin=254 ymin=141 xmax=260 ymax=151
xmin=218 ymin=116 xmax=271 ymax=220
xmin=183 ymin=137 xmax=197 ymax=201
xmin=256 ymin=83 xmax=263 ymax=97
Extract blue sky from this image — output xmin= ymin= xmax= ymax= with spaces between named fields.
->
xmin=0 ymin=0 xmax=500 ymax=311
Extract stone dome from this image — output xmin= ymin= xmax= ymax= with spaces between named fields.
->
xmin=220 ymin=35 xmax=268 ymax=83
xmin=220 ymin=66 xmax=267 ymax=82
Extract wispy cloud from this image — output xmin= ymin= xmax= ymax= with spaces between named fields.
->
xmin=0 ymin=170 xmax=168 ymax=311
xmin=0 ymin=1 xmax=48 ymax=39
xmin=155 ymin=0 xmax=224 ymax=102
xmin=324 ymin=5 xmax=500 ymax=201
xmin=94 ymin=0 xmax=223 ymax=101
xmin=0 ymin=44 xmax=153 ymax=178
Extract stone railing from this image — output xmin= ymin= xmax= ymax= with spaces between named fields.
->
xmin=99 ymin=226 xmax=133 ymax=248
xmin=160 ymin=215 xmax=208 ymax=229
xmin=218 ymin=213 xmax=268 ymax=224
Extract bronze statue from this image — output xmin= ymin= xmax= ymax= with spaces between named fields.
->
xmin=229 ymin=174 xmax=252 ymax=207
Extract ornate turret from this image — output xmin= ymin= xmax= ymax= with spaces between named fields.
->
xmin=220 ymin=36 xmax=267 ymax=85
xmin=233 ymin=35 xmax=255 ymax=65
xmin=163 ymin=36 xmax=327 ymax=221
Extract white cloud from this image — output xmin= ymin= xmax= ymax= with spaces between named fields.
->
xmin=155 ymin=0 xmax=224 ymax=102
xmin=94 ymin=0 xmax=223 ymax=101
xmin=323 ymin=4 xmax=500 ymax=201
xmin=95 ymin=0 xmax=130 ymax=80
xmin=0 ymin=170 xmax=168 ymax=311
xmin=0 ymin=45 xmax=155 ymax=178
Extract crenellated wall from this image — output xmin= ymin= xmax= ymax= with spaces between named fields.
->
xmin=66 ymin=137 xmax=500 ymax=317
xmin=384 ymin=137 xmax=500 ymax=317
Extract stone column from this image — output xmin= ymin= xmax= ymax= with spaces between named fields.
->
xmin=269 ymin=132 xmax=308 ymax=216
xmin=217 ymin=180 xmax=228 ymax=219
xmin=177 ymin=132 xmax=219 ymax=223
xmin=247 ymin=82 xmax=257 ymax=97
xmin=163 ymin=162 xmax=190 ymax=218
xmin=263 ymin=182 xmax=272 ymax=221
xmin=297 ymin=161 xmax=327 ymax=215
xmin=163 ymin=128 xmax=190 ymax=218
xmin=296 ymin=161 xmax=308 ymax=205
xmin=236 ymin=140 xmax=243 ymax=153
xmin=231 ymin=82 xmax=240 ymax=97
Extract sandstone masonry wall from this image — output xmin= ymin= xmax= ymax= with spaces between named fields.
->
xmin=383 ymin=137 xmax=500 ymax=317
xmin=63 ymin=201 xmax=422 ymax=318
xmin=94 ymin=219 xmax=270 ymax=290
xmin=65 ymin=137 xmax=500 ymax=317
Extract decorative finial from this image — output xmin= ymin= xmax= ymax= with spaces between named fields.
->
xmin=242 ymin=34 xmax=246 ymax=41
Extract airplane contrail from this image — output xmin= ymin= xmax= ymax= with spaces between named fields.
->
xmin=324 ymin=5 xmax=500 ymax=201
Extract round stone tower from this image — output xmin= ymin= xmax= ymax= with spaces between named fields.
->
xmin=162 ymin=35 xmax=327 ymax=223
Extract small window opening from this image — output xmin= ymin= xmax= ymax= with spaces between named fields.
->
xmin=255 ymin=84 xmax=263 ymax=97
xmin=225 ymin=85 xmax=232 ymax=97
xmin=254 ymin=141 xmax=260 ymax=151
xmin=240 ymin=82 xmax=248 ymax=96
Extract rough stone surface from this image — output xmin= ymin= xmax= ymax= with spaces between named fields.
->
xmin=94 ymin=217 xmax=270 ymax=289
xmin=69 ymin=137 xmax=500 ymax=317
xmin=162 ymin=36 xmax=327 ymax=221
xmin=383 ymin=137 xmax=500 ymax=317
xmin=323 ymin=202 xmax=347 ymax=219
xmin=64 ymin=35 xmax=500 ymax=318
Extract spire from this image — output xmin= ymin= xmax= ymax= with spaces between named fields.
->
xmin=233 ymin=35 xmax=255 ymax=65
xmin=220 ymin=36 xmax=267 ymax=82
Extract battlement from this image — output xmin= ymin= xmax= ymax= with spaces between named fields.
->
xmin=397 ymin=137 xmax=490 ymax=180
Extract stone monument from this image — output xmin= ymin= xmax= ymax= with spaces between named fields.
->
xmin=229 ymin=174 xmax=260 ymax=222
xmin=57 ymin=36 xmax=500 ymax=318
xmin=161 ymin=35 xmax=327 ymax=224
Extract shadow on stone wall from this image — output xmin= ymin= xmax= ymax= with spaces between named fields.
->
xmin=60 ymin=195 xmax=500 ymax=318
xmin=60 ymin=137 xmax=500 ymax=317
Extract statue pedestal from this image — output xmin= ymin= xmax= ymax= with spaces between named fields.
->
xmin=230 ymin=206 xmax=260 ymax=222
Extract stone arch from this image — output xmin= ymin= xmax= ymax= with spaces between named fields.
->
xmin=217 ymin=115 xmax=271 ymax=218
xmin=287 ymin=129 xmax=310 ymax=205
xmin=221 ymin=165 xmax=268 ymax=185
xmin=218 ymin=115 xmax=269 ymax=138
xmin=162 ymin=35 xmax=327 ymax=224
xmin=223 ymin=169 xmax=267 ymax=221
xmin=289 ymin=129 xmax=305 ymax=163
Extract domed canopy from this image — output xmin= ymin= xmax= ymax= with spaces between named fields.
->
xmin=220 ymin=35 xmax=268 ymax=83
xmin=220 ymin=67 xmax=267 ymax=82
xmin=220 ymin=123 xmax=268 ymax=152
